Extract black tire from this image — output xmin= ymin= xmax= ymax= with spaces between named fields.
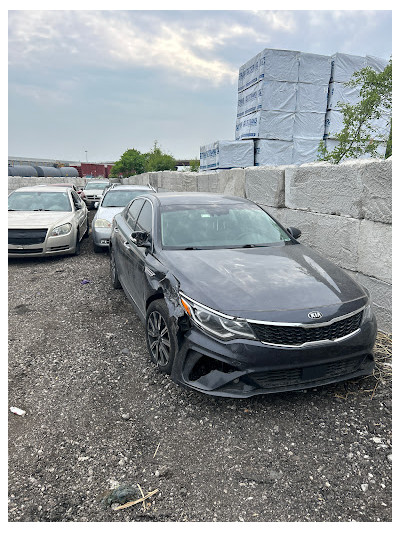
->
xmin=74 ymin=231 xmax=81 ymax=256
xmin=110 ymin=247 xmax=121 ymax=289
xmin=146 ymin=300 xmax=177 ymax=375
xmin=93 ymin=243 xmax=103 ymax=253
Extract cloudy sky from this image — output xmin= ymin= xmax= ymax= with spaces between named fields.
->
xmin=8 ymin=6 xmax=392 ymax=162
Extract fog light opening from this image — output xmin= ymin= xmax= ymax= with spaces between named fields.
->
xmin=188 ymin=355 xmax=237 ymax=382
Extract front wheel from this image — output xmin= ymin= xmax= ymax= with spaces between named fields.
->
xmin=146 ymin=300 xmax=177 ymax=375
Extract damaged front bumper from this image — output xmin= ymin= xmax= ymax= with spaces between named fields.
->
xmin=170 ymin=319 xmax=377 ymax=398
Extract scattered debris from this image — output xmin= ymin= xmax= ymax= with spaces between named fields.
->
xmin=10 ymin=406 xmax=26 ymax=416
xmin=81 ymin=279 xmax=90 ymax=285
xmin=153 ymin=442 xmax=161 ymax=458
xmin=121 ymin=413 xmax=131 ymax=421
xmin=114 ymin=488 xmax=159 ymax=511
xmin=100 ymin=484 xmax=142 ymax=508
xmin=155 ymin=465 xmax=170 ymax=478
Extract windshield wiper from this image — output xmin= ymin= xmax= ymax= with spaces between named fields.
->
xmin=183 ymin=246 xmax=202 ymax=250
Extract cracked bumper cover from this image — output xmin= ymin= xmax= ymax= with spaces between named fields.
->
xmin=170 ymin=316 xmax=377 ymax=398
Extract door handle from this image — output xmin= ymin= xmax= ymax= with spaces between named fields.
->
xmin=123 ymin=241 xmax=131 ymax=249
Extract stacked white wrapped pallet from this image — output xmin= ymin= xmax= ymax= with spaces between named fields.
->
xmin=200 ymin=140 xmax=254 ymax=170
xmin=324 ymin=53 xmax=390 ymax=155
xmin=236 ymin=49 xmax=331 ymax=165
xmin=292 ymin=52 xmax=332 ymax=164
xmin=236 ymin=49 xmax=300 ymax=143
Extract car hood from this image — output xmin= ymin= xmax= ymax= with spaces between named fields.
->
xmin=161 ymin=244 xmax=367 ymax=322
xmin=84 ymin=189 xmax=106 ymax=195
xmin=96 ymin=206 xmax=124 ymax=222
xmin=8 ymin=211 xmax=73 ymax=229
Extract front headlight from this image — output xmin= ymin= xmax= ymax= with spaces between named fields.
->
xmin=180 ymin=294 xmax=256 ymax=341
xmin=94 ymin=218 xmax=111 ymax=228
xmin=361 ymin=286 xmax=373 ymax=323
xmin=51 ymin=223 xmax=72 ymax=236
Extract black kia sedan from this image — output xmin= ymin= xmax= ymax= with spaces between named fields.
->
xmin=109 ymin=192 xmax=377 ymax=398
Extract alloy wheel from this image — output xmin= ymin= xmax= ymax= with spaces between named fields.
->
xmin=147 ymin=310 xmax=171 ymax=366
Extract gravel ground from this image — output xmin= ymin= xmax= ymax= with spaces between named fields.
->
xmin=8 ymin=212 xmax=392 ymax=522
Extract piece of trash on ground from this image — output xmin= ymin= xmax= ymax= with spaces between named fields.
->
xmin=10 ymin=406 xmax=26 ymax=416
xmin=81 ymin=279 xmax=90 ymax=285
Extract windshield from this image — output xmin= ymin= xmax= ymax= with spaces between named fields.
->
xmin=161 ymin=203 xmax=291 ymax=249
xmin=8 ymin=191 xmax=72 ymax=212
xmin=101 ymin=190 xmax=147 ymax=207
xmin=84 ymin=182 xmax=109 ymax=190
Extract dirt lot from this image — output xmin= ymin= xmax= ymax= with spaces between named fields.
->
xmin=8 ymin=212 xmax=392 ymax=522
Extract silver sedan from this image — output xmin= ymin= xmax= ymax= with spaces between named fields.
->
xmin=92 ymin=185 xmax=154 ymax=253
xmin=8 ymin=185 xmax=89 ymax=257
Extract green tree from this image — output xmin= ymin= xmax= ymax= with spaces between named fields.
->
xmin=318 ymin=59 xmax=392 ymax=164
xmin=144 ymin=141 xmax=176 ymax=172
xmin=110 ymin=148 xmax=146 ymax=178
xmin=189 ymin=158 xmax=200 ymax=172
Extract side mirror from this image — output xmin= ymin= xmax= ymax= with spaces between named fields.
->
xmin=131 ymin=231 xmax=152 ymax=249
xmin=75 ymin=203 xmax=82 ymax=210
xmin=287 ymin=227 xmax=301 ymax=239
xmin=94 ymin=202 xmax=99 ymax=209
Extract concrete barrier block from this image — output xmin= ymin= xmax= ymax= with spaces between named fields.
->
xmin=245 ymin=166 xmax=285 ymax=207
xmin=359 ymin=158 xmax=392 ymax=223
xmin=269 ymin=208 xmax=361 ymax=271
xmin=344 ymin=270 xmax=392 ymax=332
xmin=214 ymin=168 xmax=246 ymax=197
xmin=197 ymin=173 xmax=210 ymax=192
xmin=358 ymin=219 xmax=392 ymax=283
xmin=159 ymin=172 xmax=198 ymax=192
xmin=285 ymin=161 xmax=363 ymax=218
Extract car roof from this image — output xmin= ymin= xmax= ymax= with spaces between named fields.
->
xmin=13 ymin=186 xmax=73 ymax=193
xmin=105 ymin=185 xmax=153 ymax=191
xmin=140 ymin=192 xmax=254 ymax=207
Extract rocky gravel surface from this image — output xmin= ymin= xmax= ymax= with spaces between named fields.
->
xmin=8 ymin=212 xmax=392 ymax=522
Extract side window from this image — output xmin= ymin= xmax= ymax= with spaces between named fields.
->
xmin=135 ymin=200 xmax=153 ymax=236
xmin=71 ymin=190 xmax=81 ymax=207
xmin=126 ymin=198 xmax=145 ymax=229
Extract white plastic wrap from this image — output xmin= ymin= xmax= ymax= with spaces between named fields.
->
xmin=327 ymin=82 xmax=361 ymax=110
xmin=325 ymin=138 xmax=387 ymax=159
xmin=330 ymin=53 xmax=366 ymax=83
xmin=292 ymin=138 xmax=322 ymax=165
xmin=238 ymin=48 xmax=300 ymax=92
xmin=218 ymin=140 xmax=254 ymax=168
xmin=296 ymin=83 xmax=329 ymax=113
xmin=237 ymin=80 xmax=297 ymax=118
xmin=324 ymin=110 xmax=391 ymax=140
xmin=238 ymin=52 xmax=262 ymax=92
xmin=200 ymin=140 xmax=254 ymax=170
xmin=294 ymin=112 xmax=326 ymax=139
xmin=254 ymin=139 xmax=293 ymax=166
xmin=236 ymin=111 xmax=295 ymax=141
xmin=258 ymin=48 xmax=300 ymax=83
xmin=365 ymin=55 xmax=389 ymax=73
xmin=298 ymin=52 xmax=332 ymax=84
xmin=200 ymin=141 xmax=219 ymax=170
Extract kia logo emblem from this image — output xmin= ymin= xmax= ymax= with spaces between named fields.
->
xmin=308 ymin=311 xmax=323 ymax=319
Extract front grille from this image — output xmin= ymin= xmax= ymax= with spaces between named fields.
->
xmin=8 ymin=229 xmax=47 ymax=246
xmin=9 ymin=248 xmax=43 ymax=254
xmin=250 ymin=311 xmax=363 ymax=346
xmin=252 ymin=356 xmax=366 ymax=389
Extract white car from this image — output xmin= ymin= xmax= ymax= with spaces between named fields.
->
xmin=92 ymin=185 xmax=154 ymax=252
xmin=8 ymin=185 xmax=89 ymax=257
xmin=82 ymin=180 xmax=111 ymax=209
